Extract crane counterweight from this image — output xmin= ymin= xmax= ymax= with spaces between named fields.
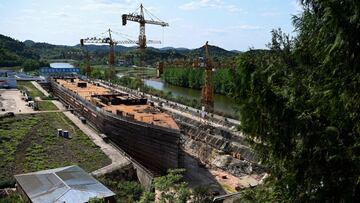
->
xmin=122 ymin=4 xmax=169 ymax=50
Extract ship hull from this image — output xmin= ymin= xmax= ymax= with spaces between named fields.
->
xmin=51 ymin=80 xmax=182 ymax=175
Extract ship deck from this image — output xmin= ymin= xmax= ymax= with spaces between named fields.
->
xmin=56 ymin=78 xmax=179 ymax=130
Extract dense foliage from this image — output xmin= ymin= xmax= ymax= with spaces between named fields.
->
xmin=154 ymin=169 xmax=191 ymax=203
xmin=25 ymin=40 xmax=83 ymax=60
xmin=0 ymin=35 xmax=39 ymax=67
xmin=236 ymin=0 xmax=360 ymax=202
xmin=163 ymin=67 xmax=235 ymax=96
xmin=0 ymin=35 xmax=50 ymax=70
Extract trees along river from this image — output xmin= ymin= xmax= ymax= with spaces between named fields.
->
xmin=144 ymin=67 xmax=237 ymax=116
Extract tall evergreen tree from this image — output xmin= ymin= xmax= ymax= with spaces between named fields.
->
xmin=236 ymin=0 xmax=360 ymax=202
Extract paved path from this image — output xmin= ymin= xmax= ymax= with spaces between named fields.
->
xmin=33 ymin=82 xmax=131 ymax=176
xmin=31 ymin=81 xmax=49 ymax=97
xmin=16 ymin=110 xmax=65 ymax=114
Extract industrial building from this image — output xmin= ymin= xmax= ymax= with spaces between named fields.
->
xmin=39 ymin=67 xmax=80 ymax=76
xmin=14 ymin=165 xmax=115 ymax=203
xmin=0 ymin=70 xmax=17 ymax=88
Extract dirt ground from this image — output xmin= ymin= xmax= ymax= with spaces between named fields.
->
xmin=183 ymin=152 xmax=263 ymax=194
xmin=0 ymin=89 xmax=34 ymax=114
xmin=209 ymin=169 xmax=261 ymax=192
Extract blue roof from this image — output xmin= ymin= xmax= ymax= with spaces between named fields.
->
xmin=14 ymin=165 xmax=115 ymax=203
xmin=40 ymin=67 xmax=80 ymax=75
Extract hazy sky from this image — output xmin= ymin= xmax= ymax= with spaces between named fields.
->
xmin=0 ymin=0 xmax=302 ymax=50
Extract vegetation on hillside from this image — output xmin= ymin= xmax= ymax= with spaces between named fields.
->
xmin=24 ymin=40 xmax=82 ymax=60
xmin=235 ymin=0 xmax=360 ymax=202
xmin=0 ymin=35 xmax=48 ymax=70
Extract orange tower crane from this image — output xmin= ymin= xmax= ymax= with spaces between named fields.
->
xmin=157 ymin=42 xmax=215 ymax=112
xmin=201 ymin=41 xmax=214 ymax=112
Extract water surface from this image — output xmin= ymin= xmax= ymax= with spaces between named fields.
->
xmin=144 ymin=79 xmax=237 ymax=116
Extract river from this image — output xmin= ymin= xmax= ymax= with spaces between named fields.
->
xmin=144 ymin=79 xmax=237 ymax=117
xmin=54 ymin=62 xmax=237 ymax=117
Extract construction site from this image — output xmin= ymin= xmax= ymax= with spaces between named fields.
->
xmin=0 ymin=3 xmax=266 ymax=203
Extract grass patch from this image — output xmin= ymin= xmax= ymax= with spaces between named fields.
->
xmin=92 ymin=65 xmax=157 ymax=79
xmin=37 ymin=101 xmax=58 ymax=111
xmin=17 ymin=81 xmax=44 ymax=98
xmin=16 ymin=81 xmax=58 ymax=111
xmin=116 ymin=67 xmax=156 ymax=79
xmin=0 ymin=193 xmax=24 ymax=203
xmin=221 ymin=183 xmax=237 ymax=193
xmin=0 ymin=113 xmax=111 ymax=186
xmin=0 ymin=66 xmax=22 ymax=71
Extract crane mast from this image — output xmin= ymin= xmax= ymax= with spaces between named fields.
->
xmin=122 ymin=4 xmax=169 ymax=50
xmin=157 ymin=42 xmax=215 ymax=112
xmin=80 ymin=29 xmax=143 ymax=66
xmin=201 ymin=41 xmax=214 ymax=112
xmin=108 ymin=29 xmax=115 ymax=66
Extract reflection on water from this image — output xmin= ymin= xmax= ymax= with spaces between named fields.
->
xmin=50 ymin=63 xmax=74 ymax=69
xmin=144 ymin=80 xmax=237 ymax=116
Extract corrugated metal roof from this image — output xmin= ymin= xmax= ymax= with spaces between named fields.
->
xmin=14 ymin=165 xmax=115 ymax=203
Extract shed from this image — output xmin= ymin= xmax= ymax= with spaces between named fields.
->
xmin=14 ymin=165 xmax=115 ymax=203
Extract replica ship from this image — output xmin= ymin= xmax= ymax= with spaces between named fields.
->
xmin=51 ymin=77 xmax=182 ymax=175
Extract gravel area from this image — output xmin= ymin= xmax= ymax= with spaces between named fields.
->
xmin=0 ymin=89 xmax=34 ymax=114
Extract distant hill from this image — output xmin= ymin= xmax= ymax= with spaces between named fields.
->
xmin=1 ymin=33 xmax=242 ymax=68
xmin=26 ymin=41 xmax=82 ymax=60
xmin=76 ymin=44 xmax=237 ymax=59
xmin=0 ymin=34 xmax=39 ymax=67
xmin=187 ymin=44 xmax=237 ymax=58
xmin=231 ymin=50 xmax=242 ymax=54
xmin=159 ymin=47 xmax=190 ymax=52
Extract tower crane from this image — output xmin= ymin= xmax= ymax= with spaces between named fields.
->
xmin=80 ymin=28 xmax=138 ymax=66
xmin=201 ymin=41 xmax=214 ymax=112
xmin=80 ymin=28 xmax=162 ymax=67
xmin=122 ymin=4 xmax=169 ymax=51
xmin=157 ymin=42 xmax=215 ymax=112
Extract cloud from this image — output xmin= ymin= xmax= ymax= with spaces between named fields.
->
xmin=179 ymin=0 xmax=218 ymax=10
xmin=179 ymin=0 xmax=243 ymax=13
xmin=226 ymin=5 xmax=242 ymax=13
xmin=54 ymin=12 xmax=70 ymax=18
xmin=207 ymin=28 xmax=229 ymax=34
xmin=261 ymin=11 xmax=281 ymax=17
xmin=204 ymin=24 xmax=263 ymax=36
xmin=232 ymin=24 xmax=263 ymax=30
xmin=168 ymin=18 xmax=183 ymax=24
xmin=79 ymin=0 xmax=134 ymax=14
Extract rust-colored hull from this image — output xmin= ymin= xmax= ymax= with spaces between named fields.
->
xmin=51 ymin=79 xmax=183 ymax=175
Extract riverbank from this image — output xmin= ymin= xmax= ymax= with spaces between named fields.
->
xmin=144 ymin=79 xmax=238 ymax=117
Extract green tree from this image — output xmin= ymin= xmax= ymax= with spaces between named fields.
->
xmin=236 ymin=1 xmax=360 ymax=202
xmin=88 ymin=197 xmax=105 ymax=203
xmin=22 ymin=59 xmax=40 ymax=72
xmin=154 ymin=169 xmax=191 ymax=203
xmin=138 ymin=191 xmax=155 ymax=203
xmin=116 ymin=181 xmax=144 ymax=202
xmin=192 ymin=186 xmax=212 ymax=203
